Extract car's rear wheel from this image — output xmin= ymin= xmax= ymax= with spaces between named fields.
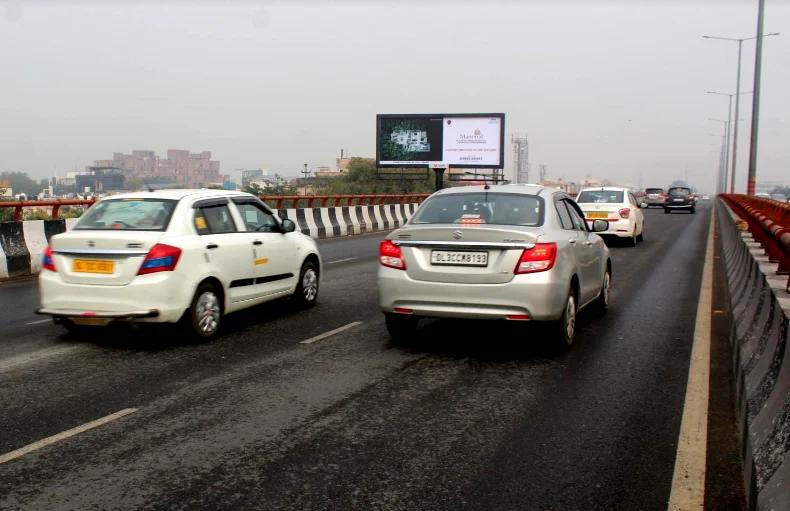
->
xmin=293 ymin=260 xmax=319 ymax=309
xmin=690 ymin=207 xmax=696 ymax=214
xmin=664 ymin=208 xmax=671 ymax=214
xmin=186 ymin=282 xmax=222 ymax=340
xmin=636 ymin=223 xmax=644 ymax=242
xmin=552 ymin=287 xmax=577 ymax=349
xmin=385 ymin=313 xmax=419 ymax=343
xmin=627 ymin=228 xmax=637 ymax=247
xmin=591 ymin=267 xmax=611 ymax=315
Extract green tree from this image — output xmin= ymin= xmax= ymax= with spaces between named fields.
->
xmin=0 ymin=171 xmax=40 ymax=196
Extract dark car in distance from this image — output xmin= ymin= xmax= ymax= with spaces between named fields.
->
xmin=643 ymin=188 xmax=667 ymax=208
xmin=664 ymin=187 xmax=695 ymax=214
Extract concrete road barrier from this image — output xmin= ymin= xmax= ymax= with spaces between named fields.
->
xmin=0 ymin=204 xmax=419 ymax=280
xmin=717 ymin=198 xmax=790 ymax=511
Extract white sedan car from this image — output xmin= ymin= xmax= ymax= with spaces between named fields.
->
xmin=575 ymin=187 xmax=644 ymax=246
xmin=37 ymin=190 xmax=322 ymax=339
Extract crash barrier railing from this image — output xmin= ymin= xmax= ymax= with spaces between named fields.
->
xmin=0 ymin=194 xmax=430 ymax=221
xmin=719 ymin=194 xmax=790 ymax=291
xmin=715 ymin=198 xmax=790 ymax=510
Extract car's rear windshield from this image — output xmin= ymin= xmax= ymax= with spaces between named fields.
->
xmin=576 ymin=190 xmax=624 ymax=204
xmin=409 ymin=192 xmax=544 ymax=226
xmin=645 ymin=188 xmax=664 ymax=194
xmin=74 ymin=198 xmax=178 ymax=231
xmin=668 ymin=188 xmax=691 ymax=196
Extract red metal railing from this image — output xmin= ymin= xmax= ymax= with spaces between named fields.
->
xmin=719 ymin=193 xmax=790 ymax=291
xmin=0 ymin=194 xmax=430 ymax=221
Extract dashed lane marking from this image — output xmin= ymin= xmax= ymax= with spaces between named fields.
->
xmin=0 ymin=345 xmax=83 ymax=373
xmin=25 ymin=319 xmax=52 ymax=325
xmin=0 ymin=408 xmax=137 ymax=465
xmin=300 ymin=321 xmax=363 ymax=344
xmin=667 ymin=208 xmax=714 ymax=510
xmin=325 ymin=257 xmax=358 ymax=265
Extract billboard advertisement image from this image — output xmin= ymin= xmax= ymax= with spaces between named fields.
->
xmin=377 ymin=113 xmax=505 ymax=168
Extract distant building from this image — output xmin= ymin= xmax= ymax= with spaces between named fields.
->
xmin=88 ymin=149 xmax=221 ymax=188
xmin=0 ymin=180 xmax=12 ymax=198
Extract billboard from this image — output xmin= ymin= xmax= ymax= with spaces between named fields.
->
xmin=376 ymin=113 xmax=505 ymax=168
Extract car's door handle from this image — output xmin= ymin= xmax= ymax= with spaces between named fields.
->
xmin=253 ymin=241 xmax=263 ymax=246
xmin=206 ymin=244 xmax=219 ymax=249
xmin=568 ymin=239 xmax=577 ymax=244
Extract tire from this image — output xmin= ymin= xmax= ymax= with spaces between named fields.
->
xmin=590 ymin=267 xmax=611 ymax=316
xmin=293 ymin=260 xmax=319 ymax=309
xmin=185 ymin=282 xmax=222 ymax=340
xmin=627 ymin=228 xmax=637 ymax=247
xmin=636 ymin=224 xmax=644 ymax=242
xmin=551 ymin=286 xmax=577 ymax=349
xmin=664 ymin=208 xmax=671 ymax=214
xmin=385 ymin=312 xmax=419 ymax=343
xmin=690 ymin=207 xmax=696 ymax=214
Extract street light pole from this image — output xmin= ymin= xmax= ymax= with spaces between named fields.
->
xmin=748 ymin=0 xmax=766 ymax=196
xmin=702 ymin=31 xmax=779 ymax=194
xmin=731 ymin=40 xmax=744 ymax=194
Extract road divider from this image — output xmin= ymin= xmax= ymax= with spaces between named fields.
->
xmin=716 ymin=197 xmax=790 ymax=511
xmin=0 ymin=203 xmax=420 ymax=280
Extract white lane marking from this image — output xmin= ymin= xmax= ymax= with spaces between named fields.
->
xmin=326 ymin=257 xmax=357 ymax=265
xmin=0 ymin=345 xmax=82 ymax=373
xmin=300 ymin=321 xmax=363 ymax=344
xmin=25 ymin=319 xmax=52 ymax=325
xmin=667 ymin=210 xmax=714 ymax=510
xmin=0 ymin=408 xmax=137 ymax=465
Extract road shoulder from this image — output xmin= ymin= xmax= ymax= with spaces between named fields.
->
xmin=704 ymin=205 xmax=746 ymax=510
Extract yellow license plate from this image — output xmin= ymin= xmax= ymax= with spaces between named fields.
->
xmin=586 ymin=212 xmax=608 ymax=219
xmin=72 ymin=259 xmax=115 ymax=274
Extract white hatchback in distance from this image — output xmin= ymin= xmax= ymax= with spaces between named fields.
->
xmin=575 ymin=187 xmax=645 ymax=246
xmin=37 ymin=190 xmax=322 ymax=339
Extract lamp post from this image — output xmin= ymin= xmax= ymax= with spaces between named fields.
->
xmin=703 ymin=30 xmax=779 ymax=194
xmin=706 ymin=91 xmax=751 ymax=192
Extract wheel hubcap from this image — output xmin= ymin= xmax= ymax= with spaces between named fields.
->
xmin=196 ymin=291 xmax=220 ymax=333
xmin=302 ymin=269 xmax=318 ymax=302
xmin=565 ymin=295 xmax=576 ymax=343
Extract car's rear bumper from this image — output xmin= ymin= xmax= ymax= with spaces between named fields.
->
xmin=643 ymin=199 xmax=665 ymax=205
xmin=665 ymin=204 xmax=694 ymax=209
xmin=38 ymin=270 xmax=189 ymax=323
xmin=378 ymin=266 xmax=568 ymax=321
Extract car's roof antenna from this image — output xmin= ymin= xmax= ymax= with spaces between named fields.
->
xmin=141 ymin=178 xmax=154 ymax=192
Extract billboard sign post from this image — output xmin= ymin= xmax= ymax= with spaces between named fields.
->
xmin=376 ymin=113 xmax=505 ymax=190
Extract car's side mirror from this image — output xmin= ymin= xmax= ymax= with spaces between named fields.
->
xmin=592 ymin=219 xmax=609 ymax=232
xmin=281 ymin=219 xmax=296 ymax=233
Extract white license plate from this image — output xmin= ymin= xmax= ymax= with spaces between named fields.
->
xmin=674 ymin=198 xmax=684 ymax=202
xmin=430 ymin=250 xmax=488 ymax=267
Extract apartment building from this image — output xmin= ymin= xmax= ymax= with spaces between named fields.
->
xmin=88 ymin=149 xmax=221 ymax=188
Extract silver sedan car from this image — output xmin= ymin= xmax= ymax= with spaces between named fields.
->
xmin=378 ymin=184 xmax=612 ymax=347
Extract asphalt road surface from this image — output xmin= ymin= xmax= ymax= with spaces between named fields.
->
xmin=0 ymin=203 xmax=738 ymax=510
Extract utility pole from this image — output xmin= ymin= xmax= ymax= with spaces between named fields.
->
xmin=301 ymin=163 xmax=311 ymax=196
xmin=747 ymin=0 xmax=766 ymax=196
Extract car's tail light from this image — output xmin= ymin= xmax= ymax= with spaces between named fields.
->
xmin=689 ymin=194 xmax=695 ymax=199
xmin=515 ymin=243 xmax=556 ymax=274
xmin=380 ymin=240 xmax=406 ymax=270
xmin=619 ymin=208 xmax=631 ymax=219
xmin=137 ymin=243 xmax=182 ymax=275
xmin=42 ymin=245 xmax=56 ymax=272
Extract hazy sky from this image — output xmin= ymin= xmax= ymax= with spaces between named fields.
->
xmin=1 ymin=1 xmax=788 ymax=193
